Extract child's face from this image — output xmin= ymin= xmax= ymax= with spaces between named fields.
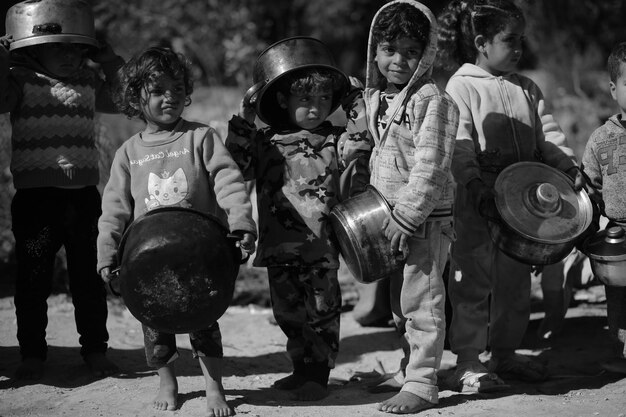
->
xmin=32 ymin=43 xmax=88 ymax=78
xmin=610 ymin=63 xmax=626 ymax=118
xmin=278 ymin=88 xmax=333 ymax=130
xmin=475 ymin=19 xmax=525 ymax=75
xmin=375 ymin=37 xmax=424 ymax=86
xmin=139 ymin=73 xmax=187 ymax=131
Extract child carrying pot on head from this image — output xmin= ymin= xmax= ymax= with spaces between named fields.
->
xmin=437 ymin=0 xmax=585 ymax=391
xmin=340 ymin=1 xmax=460 ymax=413
xmin=96 ymin=47 xmax=257 ymax=415
xmin=0 ymin=0 xmax=124 ymax=380
xmin=581 ymin=41 xmax=626 ymax=375
xmin=225 ymin=36 xmax=370 ymax=401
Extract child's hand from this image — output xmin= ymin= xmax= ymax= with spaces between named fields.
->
xmin=341 ymin=76 xmax=364 ymax=109
xmin=382 ymin=217 xmax=410 ymax=255
xmin=238 ymin=98 xmax=256 ymax=125
xmin=235 ymin=232 xmax=256 ymax=255
xmin=565 ymin=166 xmax=585 ymax=191
xmin=348 ymin=76 xmax=364 ymax=90
xmin=100 ymin=267 xmax=121 ymax=296
xmin=0 ymin=35 xmax=12 ymax=63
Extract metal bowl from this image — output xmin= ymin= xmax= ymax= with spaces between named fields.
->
xmin=116 ymin=207 xmax=244 ymax=333
xmin=329 ymin=186 xmax=405 ymax=283
xmin=6 ymin=0 xmax=99 ymax=50
xmin=583 ymin=226 xmax=626 ymax=287
xmin=244 ymin=36 xmax=349 ymax=127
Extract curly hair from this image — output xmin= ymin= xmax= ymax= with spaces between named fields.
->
xmin=371 ymin=3 xmax=430 ymax=46
xmin=437 ymin=0 xmax=524 ymax=70
xmin=114 ymin=47 xmax=194 ymax=120
xmin=608 ymin=42 xmax=626 ymax=82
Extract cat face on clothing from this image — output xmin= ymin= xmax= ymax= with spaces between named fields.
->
xmin=145 ymin=168 xmax=188 ymax=210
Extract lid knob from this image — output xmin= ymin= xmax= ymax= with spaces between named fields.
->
xmin=606 ymin=226 xmax=626 ymax=243
xmin=527 ymin=183 xmax=561 ymax=215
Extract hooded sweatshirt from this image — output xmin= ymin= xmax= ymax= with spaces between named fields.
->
xmin=582 ymin=114 xmax=626 ymax=223
xmin=358 ymin=0 xmax=460 ymax=236
xmin=446 ymin=63 xmax=576 ymax=188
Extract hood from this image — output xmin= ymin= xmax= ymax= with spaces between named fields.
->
xmin=365 ymin=0 xmax=438 ymax=94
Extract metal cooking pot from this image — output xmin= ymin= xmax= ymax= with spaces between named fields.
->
xmin=583 ymin=226 xmax=626 ymax=287
xmin=488 ymin=162 xmax=593 ymax=265
xmin=5 ymin=0 xmax=99 ymax=51
xmin=244 ymin=36 xmax=349 ymax=127
xmin=116 ymin=207 xmax=246 ymax=334
xmin=329 ymin=186 xmax=406 ymax=283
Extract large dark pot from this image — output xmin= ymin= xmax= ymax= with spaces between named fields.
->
xmin=6 ymin=0 xmax=99 ymax=50
xmin=488 ymin=162 xmax=593 ymax=265
xmin=583 ymin=226 xmax=626 ymax=287
xmin=244 ymin=36 xmax=349 ymax=127
xmin=116 ymin=207 xmax=245 ymax=334
xmin=329 ymin=186 xmax=406 ymax=283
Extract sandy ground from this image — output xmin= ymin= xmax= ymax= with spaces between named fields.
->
xmin=1 ymin=289 xmax=625 ymax=417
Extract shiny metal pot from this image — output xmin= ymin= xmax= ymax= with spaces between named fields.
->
xmin=583 ymin=226 xmax=626 ymax=287
xmin=488 ymin=162 xmax=593 ymax=265
xmin=329 ymin=186 xmax=406 ymax=283
xmin=116 ymin=207 xmax=246 ymax=334
xmin=244 ymin=36 xmax=349 ymax=127
xmin=5 ymin=0 xmax=99 ymax=50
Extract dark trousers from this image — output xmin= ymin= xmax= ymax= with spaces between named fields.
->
xmin=11 ymin=186 xmax=109 ymax=360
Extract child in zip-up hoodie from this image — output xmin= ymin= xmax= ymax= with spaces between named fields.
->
xmin=97 ymin=47 xmax=256 ymax=415
xmin=437 ymin=0 xmax=584 ymax=392
xmin=342 ymin=1 xmax=459 ymax=413
xmin=581 ymin=41 xmax=626 ymax=375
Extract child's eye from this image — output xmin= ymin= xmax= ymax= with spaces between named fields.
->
xmin=299 ymin=96 xmax=311 ymax=103
xmin=407 ymin=49 xmax=420 ymax=57
xmin=320 ymin=95 xmax=331 ymax=101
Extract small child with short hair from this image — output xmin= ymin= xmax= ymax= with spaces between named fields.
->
xmin=581 ymin=41 xmax=626 ymax=375
xmin=226 ymin=37 xmax=370 ymax=401
xmin=341 ymin=1 xmax=460 ymax=413
xmin=97 ymin=47 xmax=257 ymax=415
xmin=0 ymin=0 xmax=124 ymax=380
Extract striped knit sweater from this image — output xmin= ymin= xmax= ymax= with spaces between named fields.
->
xmin=9 ymin=66 xmax=100 ymax=188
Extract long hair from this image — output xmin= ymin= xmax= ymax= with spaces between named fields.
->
xmin=437 ymin=0 xmax=524 ymax=70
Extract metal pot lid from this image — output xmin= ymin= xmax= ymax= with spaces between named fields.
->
xmin=494 ymin=162 xmax=593 ymax=244
xmin=584 ymin=226 xmax=626 ymax=261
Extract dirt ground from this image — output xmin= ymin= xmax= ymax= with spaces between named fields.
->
xmin=1 ymin=279 xmax=625 ymax=417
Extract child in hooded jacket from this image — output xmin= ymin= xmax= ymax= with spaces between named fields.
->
xmin=437 ymin=0 xmax=584 ymax=391
xmin=342 ymin=1 xmax=459 ymax=413
xmin=581 ymin=41 xmax=626 ymax=375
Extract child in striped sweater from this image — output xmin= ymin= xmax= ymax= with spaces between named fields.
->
xmin=0 ymin=28 xmax=124 ymax=379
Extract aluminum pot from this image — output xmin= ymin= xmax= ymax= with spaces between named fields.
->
xmin=244 ymin=36 xmax=349 ymax=127
xmin=488 ymin=162 xmax=593 ymax=265
xmin=583 ymin=226 xmax=626 ymax=287
xmin=329 ymin=186 xmax=406 ymax=283
xmin=116 ymin=207 xmax=246 ymax=334
xmin=5 ymin=0 xmax=99 ymax=51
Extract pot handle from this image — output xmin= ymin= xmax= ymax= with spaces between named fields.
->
xmin=227 ymin=233 xmax=251 ymax=264
xmin=243 ymin=81 xmax=266 ymax=107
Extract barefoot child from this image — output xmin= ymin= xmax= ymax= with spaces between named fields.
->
xmin=0 ymin=0 xmax=124 ymax=380
xmin=341 ymin=1 xmax=460 ymax=413
xmin=226 ymin=37 xmax=369 ymax=401
xmin=96 ymin=47 xmax=256 ymax=414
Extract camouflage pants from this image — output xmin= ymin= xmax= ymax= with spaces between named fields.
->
xmin=267 ymin=266 xmax=341 ymax=368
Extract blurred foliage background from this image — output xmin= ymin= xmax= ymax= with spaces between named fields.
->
xmin=1 ymin=0 xmax=626 ymax=297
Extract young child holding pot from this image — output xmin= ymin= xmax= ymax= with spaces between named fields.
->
xmin=97 ymin=47 xmax=257 ymax=415
xmin=0 ymin=0 xmax=124 ymax=380
xmin=340 ymin=1 xmax=460 ymax=413
xmin=581 ymin=41 xmax=626 ymax=375
xmin=226 ymin=36 xmax=370 ymax=401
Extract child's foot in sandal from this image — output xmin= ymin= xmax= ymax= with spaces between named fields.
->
xmin=447 ymin=361 xmax=509 ymax=393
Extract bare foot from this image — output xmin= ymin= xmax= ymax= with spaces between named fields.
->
xmin=378 ymin=392 xmax=434 ymax=414
xmin=15 ymin=357 xmax=44 ymax=380
xmin=272 ymin=373 xmax=307 ymax=390
xmin=84 ymin=352 xmax=119 ymax=377
xmin=289 ymin=381 xmax=328 ymax=401
xmin=154 ymin=365 xmax=178 ymax=411
xmin=206 ymin=381 xmax=233 ymax=417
